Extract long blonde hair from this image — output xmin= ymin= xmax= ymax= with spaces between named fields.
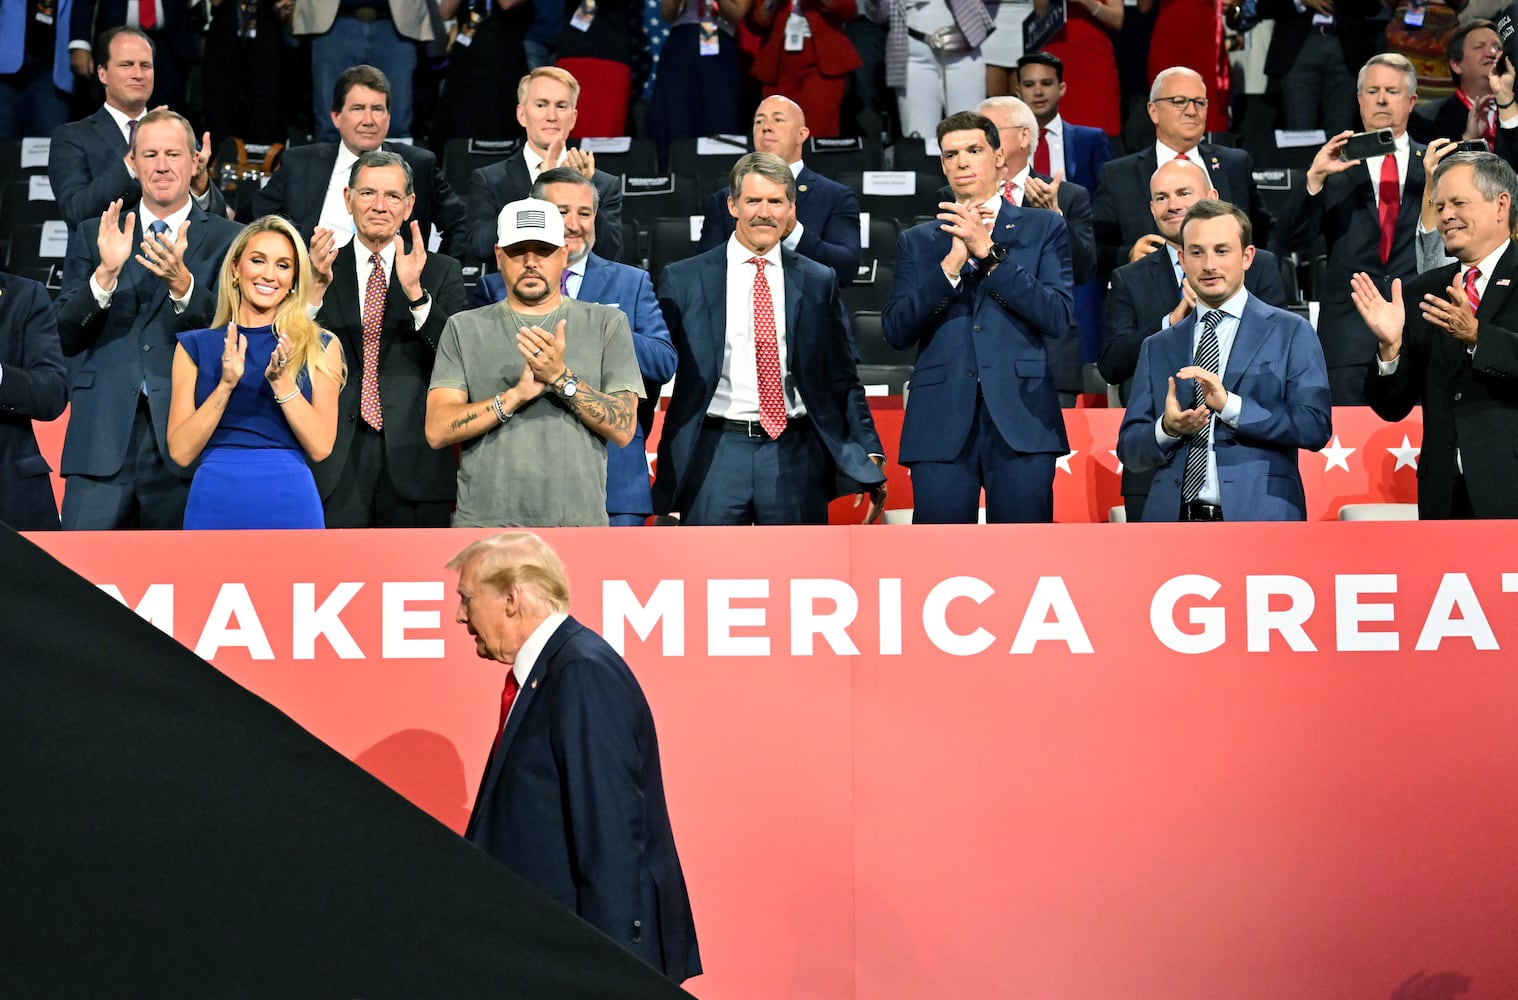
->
xmin=213 ymin=216 xmax=345 ymax=388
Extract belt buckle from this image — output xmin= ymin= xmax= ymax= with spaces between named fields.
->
xmin=352 ymin=7 xmax=379 ymax=20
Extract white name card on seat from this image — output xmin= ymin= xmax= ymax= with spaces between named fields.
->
xmin=863 ymin=384 xmax=889 ymax=396
xmin=860 ymin=211 xmax=871 ymax=248
xmin=697 ymin=135 xmax=748 ymax=155
xmin=22 ymin=137 xmax=50 ymax=169
xmin=1274 ymin=129 xmax=1327 ymax=148
xmin=40 ymin=220 xmax=69 ymax=258
xmin=862 ymin=171 xmax=915 ymax=196
xmin=690 ymin=215 xmax=704 ymax=242
xmin=580 ymin=137 xmax=632 ymax=153
xmin=29 ymin=175 xmax=54 ymax=200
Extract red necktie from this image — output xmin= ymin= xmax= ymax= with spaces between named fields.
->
xmin=1378 ymin=155 xmax=1399 ymax=265
xmin=1033 ymin=128 xmax=1050 ymax=177
xmin=139 ymin=0 xmax=156 ymax=30
xmin=1002 ymin=179 xmax=1019 ymax=206
xmin=489 ymin=670 xmax=520 ymax=758
xmin=1464 ymin=266 xmax=1482 ymax=314
xmin=749 ymin=257 xmax=787 ymax=440
xmin=360 ymin=252 xmax=385 ymax=431
xmin=1175 ymin=150 xmax=1190 ymax=162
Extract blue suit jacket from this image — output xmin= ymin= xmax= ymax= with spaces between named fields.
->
xmin=1117 ymin=293 xmax=1332 ymax=521
xmin=465 ymin=616 xmax=701 ymax=984
xmin=0 ymin=0 xmax=75 ymax=92
xmin=697 ymin=165 xmax=862 ymax=286
xmin=0 ymin=274 xmax=68 ymax=531
xmin=49 ymin=107 xmax=230 ymax=232
xmin=1061 ymin=121 xmax=1113 ymax=193
xmin=882 ymin=202 xmax=1074 ymax=463
xmin=55 ymin=204 xmax=242 ymax=480
xmin=477 ymin=253 xmax=676 ymax=516
xmin=652 ymin=244 xmax=884 ymax=517
xmin=465 ymin=153 xmax=623 ymax=266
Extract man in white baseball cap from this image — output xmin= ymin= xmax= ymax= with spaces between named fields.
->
xmin=424 ymin=197 xmax=644 ymax=526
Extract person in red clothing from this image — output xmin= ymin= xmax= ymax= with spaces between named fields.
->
xmin=1035 ymin=0 xmax=1123 ymax=136
xmin=1146 ymin=0 xmax=1230 ymax=133
xmin=749 ymin=0 xmax=861 ymax=137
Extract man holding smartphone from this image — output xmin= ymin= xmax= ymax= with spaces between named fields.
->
xmin=1408 ymin=20 xmax=1505 ymax=146
xmin=1276 ymin=52 xmax=1424 ymax=405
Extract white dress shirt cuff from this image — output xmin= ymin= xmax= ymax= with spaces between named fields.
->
xmin=1377 ymin=355 xmax=1401 ymax=375
xmin=411 ymin=297 xmax=432 ymax=328
xmin=169 ymin=274 xmax=195 ymax=313
xmin=1218 ymin=391 xmax=1242 ymax=427
xmin=89 ymin=272 xmax=114 ymax=307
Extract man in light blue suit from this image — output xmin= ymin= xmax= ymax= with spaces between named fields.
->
xmin=476 ymin=167 xmax=675 ymax=525
xmin=883 ymin=110 xmax=1073 ymax=524
xmin=1118 ymin=200 xmax=1331 ymax=522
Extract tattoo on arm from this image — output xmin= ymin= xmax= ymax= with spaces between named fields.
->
xmin=450 ymin=410 xmax=479 ymax=431
xmin=570 ymin=387 xmax=636 ymax=441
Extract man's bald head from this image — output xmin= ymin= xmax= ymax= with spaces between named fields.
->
xmin=1149 ymin=158 xmax=1217 ymax=244
xmin=752 ymin=95 xmax=810 ymax=165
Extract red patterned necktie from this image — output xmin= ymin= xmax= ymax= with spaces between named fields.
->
xmin=360 ymin=252 xmax=385 ymax=430
xmin=1033 ymin=128 xmax=1051 ymax=177
xmin=1002 ymin=179 xmax=1019 ymax=206
xmin=489 ymin=670 xmax=520 ymax=758
xmin=1464 ymin=266 xmax=1482 ymax=314
xmin=1378 ymin=154 xmax=1399 ymax=264
xmin=749 ymin=257 xmax=787 ymax=440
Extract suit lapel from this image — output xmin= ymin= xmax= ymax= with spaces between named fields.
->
xmin=1474 ymin=241 xmax=1518 ymax=320
xmin=96 ymin=106 xmax=128 ymax=155
xmin=577 ymin=253 xmax=609 ymax=302
xmin=701 ymin=250 xmax=728 ymax=368
xmin=782 ymin=250 xmax=802 ymax=361
xmin=476 ymin=617 xmax=574 ymax=805
xmin=1222 ymin=295 xmax=1269 ymax=390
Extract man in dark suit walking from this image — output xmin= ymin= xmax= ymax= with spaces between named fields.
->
xmin=305 ymin=149 xmax=466 ymax=527
xmin=655 ymin=151 xmax=886 ymax=525
xmin=1101 ymin=159 xmax=1291 ymax=520
xmin=696 ymin=94 xmax=862 ymax=288
xmin=49 ymin=27 xmax=225 ymax=232
xmin=55 ymin=109 xmax=241 ymax=529
xmin=1277 ymin=52 xmax=1425 ymax=404
xmin=253 ymin=64 xmax=468 ymax=257
xmin=0 ymin=271 xmax=69 ymax=531
xmin=883 ymin=110 xmax=1072 ymax=524
xmin=464 ymin=67 xmax=623 ymax=268
xmin=1119 ymin=200 xmax=1332 ymax=522
xmin=1092 ymin=66 xmax=1270 ymax=270
xmin=1353 ymin=151 xmax=1518 ymax=519
xmin=448 ymin=531 xmax=701 ymax=985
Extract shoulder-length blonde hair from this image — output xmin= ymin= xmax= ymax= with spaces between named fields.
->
xmin=213 ymin=215 xmax=345 ymax=388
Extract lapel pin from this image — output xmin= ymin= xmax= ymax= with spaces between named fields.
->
xmin=1498 ymin=278 xmax=1511 ymax=287
xmin=531 ymin=678 xmax=540 ymax=689
xmin=798 ymin=184 xmax=808 ymax=192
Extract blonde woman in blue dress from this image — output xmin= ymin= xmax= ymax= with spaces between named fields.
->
xmin=167 ymin=216 xmax=346 ymax=528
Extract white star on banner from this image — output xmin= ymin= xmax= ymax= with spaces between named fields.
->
xmin=1056 ymin=449 xmax=1078 ymax=474
xmin=1387 ymin=435 xmax=1421 ymax=472
xmin=1320 ymin=434 xmax=1356 ymax=472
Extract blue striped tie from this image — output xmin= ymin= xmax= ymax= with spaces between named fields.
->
xmin=1181 ymin=309 xmax=1222 ymax=503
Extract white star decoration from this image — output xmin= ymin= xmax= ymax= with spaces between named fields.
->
xmin=1056 ymin=449 xmax=1078 ymax=474
xmin=1387 ymin=435 xmax=1421 ymax=472
xmin=1320 ymin=435 xmax=1356 ymax=472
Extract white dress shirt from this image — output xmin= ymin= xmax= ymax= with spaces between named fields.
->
xmin=1041 ymin=115 xmax=1066 ymax=177
xmin=499 ymin=612 xmax=568 ymax=732
xmin=1156 ymin=140 xmax=1214 ymax=192
xmin=319 ymin=144 xmax=362 ymax=248
xmin=1156 ymin=286 xmax=1250 ymax=507
xmin=711 ymin=235 xmax=805 ymax=420
xmin=354 ymin=240 xmax=433 ymax=328
xmin=90 ymin=198 xmax=196 ymax=312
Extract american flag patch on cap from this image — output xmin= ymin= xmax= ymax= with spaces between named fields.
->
xmin=517 ymin=209 xmax=547 ymax=228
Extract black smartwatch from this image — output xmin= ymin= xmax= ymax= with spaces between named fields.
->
xmin=980 ymin=242 xmax=1009 ymax=269
xmin=406 ymin=289 xmax=430 ymax=309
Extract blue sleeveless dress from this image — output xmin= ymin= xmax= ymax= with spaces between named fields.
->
xmin=176 ymin=324 xmax=330 ymax=529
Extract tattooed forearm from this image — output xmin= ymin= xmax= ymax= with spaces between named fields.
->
xmin=451 ymin=411 xmax=479 ymax=430
xmin=570 ymin=388 xmax=637 ymax=445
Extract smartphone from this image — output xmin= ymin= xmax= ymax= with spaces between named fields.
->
xmin=1455 ymin=138 xmax=1491 ymax=153
xmin=1499 ymin=53 xmax=1513 ymax=77
xmin=1340 ymin=128 xmax=1396 ymax=162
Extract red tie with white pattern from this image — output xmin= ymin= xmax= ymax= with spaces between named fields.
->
xmin=1464 ymin=266 xmax=1482 ymax=314
xmin=749 ymin=257 xmax=787 ymax=439
xmin=360 ymin=252 xmax=385 ymax=430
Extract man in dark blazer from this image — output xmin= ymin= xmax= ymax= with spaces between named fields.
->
xmin=475 ymin=168 xmax=676 ymax=525
xmin=253 ymin=65 xmax=468 ymax=257
xmin=0 ymin=271 xmax=69 ymax=531
xmin=1119 ymin=201 xmax=1332 ymax=522
xmin=465 ymin=66 xmax=623 ymax=267
xmin=1101 ymin=160 xmax=1291 ymax=520
xmin=69 ymin=0 xmax=200 ymax=111
xmin=1353 ymin=151 xmax=1518 ymax=519
xmin=54 ymin=109 xmax=241 ymax=529
xmin=449 ymin=531 xmax=701 ymax=985
xmin=1257 ymin=0 xmax=1381 ymax=135
xmin=49 ymin=27 xmax=226 ymax=232
xmin=1092 ymin=66 xmax=1269 ymax=271
xmin=697 ymin=95 xmax=861 ymax=288
xmin=1014 ymin=51 xmax=1113 ymax=192
xmin=1407 ymin=21 xmax=1503 ymax=146
xmin=883 ymin=111 xmax=1073 ymax=524
xmin=655 ymin=151 xmax=886 ymax=525
xmin=306 ymin=150 xmax=466 ymax=527
xmin=1276 ymin=52 xmax=1425 ymax=404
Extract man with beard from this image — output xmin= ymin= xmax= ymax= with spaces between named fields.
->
xmin=425 ymin=198 xmax=642 ymax=527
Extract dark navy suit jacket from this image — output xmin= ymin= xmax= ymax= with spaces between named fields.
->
xmin=0 ymin=274 xmax=68 ymax=531
xmin=312 ymin=243 xmax=467 ymax=505
xmin=476 ymin=253 xmax=676 ymax=516
xmin=652 ymin=244 xmax=884 ymax=516
xmin=882 ymin=202 xmax=1073 ymax=463
xmin=697 ymin=165 xmax=862 ymax=286
xmin=1061 ymin=121 xmax=1114 ymax=193
xmin=55 ymin=204 xmax=241 ymax=483
xmin=49 ymin=107 xmax=230 ymax=232
xmin=465 ymin=154 xmax=623 ymax=265
xmin=1117 ymin=293 xmax=1332 ymax=521
xmin=253 ymin=141 xmax=469 ymax=258
xmin=465 ymin=616 xmax=701 ymax=984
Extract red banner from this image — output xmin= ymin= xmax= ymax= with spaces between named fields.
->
xmin=29 ymin=524 xmax=1518 ymax=999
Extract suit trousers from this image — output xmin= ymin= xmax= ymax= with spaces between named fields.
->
xmin=61 ymin=395 xmax=188 ymax=530
xmin=681 ymin=419 xmax=831 ymax=525
xmin=0 ymin=56 xmax=69 ymax=141
xmin=908 ymin=391 xmax=1057 ymax=523
xmin=321 ymin=421 xmax=451 ymax=528
xmin=897 ymin=34 xmax=985 ymax=141
xmin=1279 ymin=30 xmax=1356 ymax=134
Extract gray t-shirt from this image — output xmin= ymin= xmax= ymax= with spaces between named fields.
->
xmin=430 ymin=298 xmax=644 ymax=527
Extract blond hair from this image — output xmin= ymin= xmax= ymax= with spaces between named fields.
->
xmin=516 ymin=66 xmax=580 ymax=107
xmin=213 ymin=216 xmax=345 ymax=389
xmin=446 ymin=532 xmax=571 ymax=614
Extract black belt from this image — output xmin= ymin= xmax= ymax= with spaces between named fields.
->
xmin=1180 ymin=501 xmax=1224 ymax=522
xmin=907 ymin=27 xmax=931 ymax=43
xmin=703 ymin=415 xmax=807 ymax=439
xmin=339 ymin=6 xmax=391 ymax=20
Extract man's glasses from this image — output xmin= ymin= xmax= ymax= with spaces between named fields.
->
xmin=1154 ymin=96 xmax=1209 ymax=111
